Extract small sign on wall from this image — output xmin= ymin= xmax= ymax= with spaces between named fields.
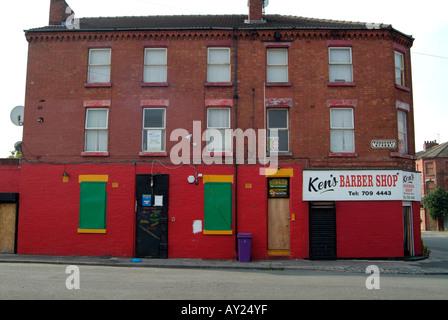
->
xmin=371 ymin=140 xmax=397 ymax=149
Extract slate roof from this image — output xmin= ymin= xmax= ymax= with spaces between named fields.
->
xmin=25 ymin=14 xmax=403 ymax=34
xmin=416 ymin=142 xmax=448 ymax=159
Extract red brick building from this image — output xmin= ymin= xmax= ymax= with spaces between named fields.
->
xmin=416 ymin=141 xmax=448 ymax=231
xmin=0 ymin=0 xmax=422 ymax=259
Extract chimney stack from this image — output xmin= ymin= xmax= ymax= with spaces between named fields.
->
xmin=246 ymin=0 xmax=266 ymax=23
xmin=49 ymin=0 xmax=72 ymax=25
xmin=424 ymin=140 xmax=438 ymax=151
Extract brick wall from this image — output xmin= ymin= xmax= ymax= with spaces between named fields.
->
xmin=23 ymin=30 xmax=415 ymax=169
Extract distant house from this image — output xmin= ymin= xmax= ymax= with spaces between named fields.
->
xmin=416 ymin=141 xmax=448 ymax=231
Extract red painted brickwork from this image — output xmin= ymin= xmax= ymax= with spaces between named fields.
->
xmin=0 ymin=160 xmax=20 ymax=194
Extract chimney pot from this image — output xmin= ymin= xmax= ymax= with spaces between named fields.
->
xmin=49 ymin=0 xmax=73 ymax=26
xmin=246 ymin=0 xmax=265 ymax=23
xmin=424 ymin=140 xmax=438 ymax=151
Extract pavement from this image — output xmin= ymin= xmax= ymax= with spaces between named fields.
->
xmin=1 ymin=253 xmax=447 ymax=275
xmin=2 ymin=231 xmax=447 ymax=275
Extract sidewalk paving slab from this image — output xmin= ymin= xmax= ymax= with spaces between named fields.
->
xmin=1 ymin=254 xmax=447 ymax=275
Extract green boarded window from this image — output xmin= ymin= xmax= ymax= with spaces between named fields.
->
xmin=204 ymin=182 xmax=232 ymax=234
xmin=79 ymin=182 xmax=107 ymax=232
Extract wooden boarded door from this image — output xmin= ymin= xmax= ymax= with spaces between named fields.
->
xmin=135 ymin=174 xmax=169 ymax=258
xmin=267 ymin=178 xmax=290 ymax=254
xmin=0 ymin=203 xmax=17 ymax=253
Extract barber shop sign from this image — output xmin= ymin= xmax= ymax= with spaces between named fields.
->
xmin=303 ymin=170 xmax=421 ymax=201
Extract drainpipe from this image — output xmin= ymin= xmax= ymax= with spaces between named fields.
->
xmin=233 ymin=28 xmax=239 ymax=254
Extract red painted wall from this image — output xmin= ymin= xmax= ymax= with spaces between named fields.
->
xmin=0 ymin=160 xmax=20 ymax=194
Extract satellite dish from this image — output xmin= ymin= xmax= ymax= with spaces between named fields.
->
xmin=14 ymin=141 xmax=22 ymax=153
xmin=263 ymin=0 xmax=269 ymax=7
xmin=10 ymin=106 xmax=24 ymax=126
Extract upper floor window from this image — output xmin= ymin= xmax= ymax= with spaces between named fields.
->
xmin=144 ymin=48 xmax=167 ymax=83
xmin=88 ymin=49 xmax=111 ymax=83
xmin=395 ymin=51 xmax=405 ymax=87
xmin=207 ymin=48 xmax=231 ymax=83
xmin=206 ymin=108 xmax=231 ymax=152
xmin=267 ymin=109 xmax=289 ymax=152
xmin=142 ymin=108 xmax=166 ymax=152
xmin=397 ymin=110 xmax=408 ymax=154
xmin=425 ymin=162 xmax=435 ymax=175
xmin=267 ymin=48 xmax=288 ymax=83
xmin=330 ymin=108 xmax=354 ymax=153
xmin=85 ymin=109 xmax=108 ymax=152
xmin=329 ymin=47 xmax=353 ymax=82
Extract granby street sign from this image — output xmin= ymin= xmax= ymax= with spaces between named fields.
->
xmin=303 ymin=170 xmax=421 ymax=201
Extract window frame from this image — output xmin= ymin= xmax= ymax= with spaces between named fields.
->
xmin=266 ymin=48 xmax=289 ymax=83
xmin=143 ymin=48 xmax=168 ymax=83
xmin=267 ymin=108 xmax=289 ymax=152
xmin=78 ymin=181 xmax=107 ymax=233
xmin=207 ymin=47 xmax=231 ymax=83
xmin=206 ymin=107 xmax=232 ymax=153
xmin=142 ymin=108 xmax=167 ymax=153
xmin=203 ymin=181 xmax=233 ymax=234
xmin=87 ymin=48 xmax=111 ymax=84
xmin=330 ymin=108 xmax=355 ymax=153
xmin=84 ymin=108 xmax=109 ymax=153
xmin=395 ymin=51 xmax=405 ymax=87
xmin=328 ymin=47 xmax=353 ymax=83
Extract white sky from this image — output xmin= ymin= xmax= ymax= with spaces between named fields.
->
xmin=0 ymin=0 xmax=447 ymax=158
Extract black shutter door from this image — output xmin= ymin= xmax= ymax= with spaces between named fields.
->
xmin=309 ymin=205 xmax=336 ymax=260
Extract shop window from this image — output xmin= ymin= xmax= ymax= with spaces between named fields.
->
xmin=85 ymin=109 xmax=108 ymax=152
xmin=204 ymin=182 xmax=232 ymax=234
xmin=330 ymin=108 xmax=354 ymax=153
xmin=142 ymin=108 xmax=166 ymax=152
xmin=79 ymin=182 xmax=107 ymax=233
xmin=87 ymin=48 xmax=111 ymax=83
xmin=329 ymin=47 xmax=353 ymax=82
xmin=267 ymin=109 xmax=289 ymax=152
xmin=267 ymin=48 xmax=288 ymax=83
xmin=207 ymin=48 xmax=231 ymax=83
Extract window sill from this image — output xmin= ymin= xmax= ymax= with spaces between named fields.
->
xmin=141 ymin=82 xmax=169 ymax=87
xmin=265 ymin=82 xmax=292 ymax=87
xmin=205 ymin=82 xmax=233 ymax=87
xmin=395 ymin=84 xmax=411 ymax=92
xmin=390 ymin=152 xmax=416 ymax=160
xmin=78 ymin=229 xmax=107 ymax=234
xmin=267 ymin=151 xmax=293 ymax=157
xmin=139 ymin=151 xmax=168 ymax=157
xmin=203 ymin=230 xmax=233 ymax=235
xmin=327 ymin=81 xmax=356 ymax=87
xmin=84 ymin=83 xmax=112 ymax=88
xmin=328 ymin=152 xmax=358 ymax=157
xmin=81 ymin=152 xmax=109 ymax=157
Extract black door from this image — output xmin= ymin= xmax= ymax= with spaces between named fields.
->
xmin=135 ymin=174 xmax=169 ymax=258
xmin=309 ymin=204 xmax=336 ymax=260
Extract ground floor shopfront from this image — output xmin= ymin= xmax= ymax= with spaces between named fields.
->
xmin=1 ymin=162 xmax=423 ymax=259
